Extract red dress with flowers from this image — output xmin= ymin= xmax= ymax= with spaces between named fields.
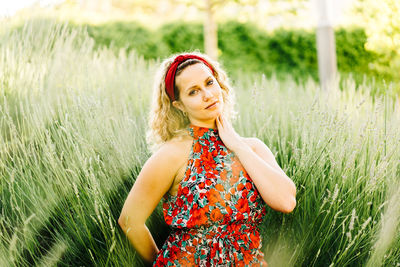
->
xmin=153 ymin=124 xmax=267 ymax=266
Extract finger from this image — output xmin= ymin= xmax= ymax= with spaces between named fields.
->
xmin=222 ymin=114 xmax=227 ymax=124
xmin=221 ymin=115 xmax=227 ymax=125
xmin=216 ymin=116 xmax=221 ymax=127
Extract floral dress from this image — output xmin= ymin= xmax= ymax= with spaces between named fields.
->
xmin=153 ymin=124 xmax=267 ymax=267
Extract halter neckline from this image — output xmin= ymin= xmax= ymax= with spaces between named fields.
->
xmin=188 ymin=123 xmax=218 ymax=139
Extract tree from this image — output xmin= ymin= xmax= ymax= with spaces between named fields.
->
xmin=175 ymin=0 xmax=258 ymax=60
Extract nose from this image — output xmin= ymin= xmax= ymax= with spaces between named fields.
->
xmin=203 ymin=87 xmax=214 ymax=100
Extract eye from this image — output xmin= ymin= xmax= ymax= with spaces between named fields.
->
xmin=189 ymin=89 xmax=197 ymax=95
xmin=207 ymin=80 xmax=214 ymax=85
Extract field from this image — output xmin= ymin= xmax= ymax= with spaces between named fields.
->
xmin=1 ymin=18 xmax=399 ymax=266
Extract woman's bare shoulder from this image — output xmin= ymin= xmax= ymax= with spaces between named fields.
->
xmin=140 ymin=136 xmax=193 ymax=188
xmin=156 ymin=135 xmax=193 ymax=161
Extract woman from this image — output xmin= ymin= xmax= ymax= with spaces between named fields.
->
xmin=118 ymin=51 xmax=297 ymax=266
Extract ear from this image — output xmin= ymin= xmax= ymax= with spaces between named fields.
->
xmin=172 ymin=100 xmax=185 ymax=113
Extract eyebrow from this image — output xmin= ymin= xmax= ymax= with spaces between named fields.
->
xmin=186 ymin=76 xmax=212 ymax=92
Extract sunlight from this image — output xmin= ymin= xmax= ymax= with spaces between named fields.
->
xmin=0 ymin=0 xmax=64 ymax=17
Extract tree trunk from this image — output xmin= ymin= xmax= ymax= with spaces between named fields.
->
xmin=204 ymin=0 xmax=218 ymax=60
xmin=316 ymin=0 xmax=337 ymax=91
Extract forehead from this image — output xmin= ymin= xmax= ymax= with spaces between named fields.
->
xmin=175 ymin=63 xmax=213 ymax=90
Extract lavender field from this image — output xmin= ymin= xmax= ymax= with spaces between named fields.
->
xmin=1 ymin=18 xmax=399 ymax=266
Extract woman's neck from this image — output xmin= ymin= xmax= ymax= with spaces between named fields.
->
xmin=189 ymin=119 xmax=217 ymax=130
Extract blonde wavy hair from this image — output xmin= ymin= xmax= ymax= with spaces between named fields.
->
xmin=145 ymin=50 xmax=238 ymax=154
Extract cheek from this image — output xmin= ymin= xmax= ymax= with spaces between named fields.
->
xmin=213 ymin=87 xmax=222 ymax=98
xmin=187 ymin=99 xmax=204 ymax=111
xmin=217 ymin=84 xmax=224 ymax=93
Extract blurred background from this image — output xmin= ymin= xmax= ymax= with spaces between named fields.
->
xmin=2 ymin=0 xmax=400 ymax=95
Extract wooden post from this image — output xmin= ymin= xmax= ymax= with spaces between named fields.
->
xmin=204 ymin=0 xmax=218 ymax=60
xmin=316 ymin=0 xmax=337 ymax=91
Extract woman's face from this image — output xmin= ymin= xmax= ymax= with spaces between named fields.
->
xmin=173 ymin=63 xmax=224 ymax=127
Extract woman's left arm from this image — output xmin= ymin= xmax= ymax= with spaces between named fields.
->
xmin=216 ymin=115 xmax=296 ymax=213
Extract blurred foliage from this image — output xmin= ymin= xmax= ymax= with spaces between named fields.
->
xmin=352 ymin=0 xmax=400 ymax=81
xmin=159 ymin=22 xmax=204 ymax=56
xmin=83 ymin=21 xmax=169 ymax=59
xmin=74 ymin=20 xmax=385 ymax=85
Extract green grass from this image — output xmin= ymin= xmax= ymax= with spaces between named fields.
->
xmin=0 ymin=17 xmax=399 ymax=266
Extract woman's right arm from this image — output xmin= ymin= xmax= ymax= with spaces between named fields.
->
xmin=118 ymin=143 xmax=179 ymax=265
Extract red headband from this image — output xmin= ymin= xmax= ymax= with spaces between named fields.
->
xmin=165 ymin=54 xmax=215 ymax=102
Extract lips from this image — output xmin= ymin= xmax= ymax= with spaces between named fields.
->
xmin=206 ymin=101 xmax=218 ymax=109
